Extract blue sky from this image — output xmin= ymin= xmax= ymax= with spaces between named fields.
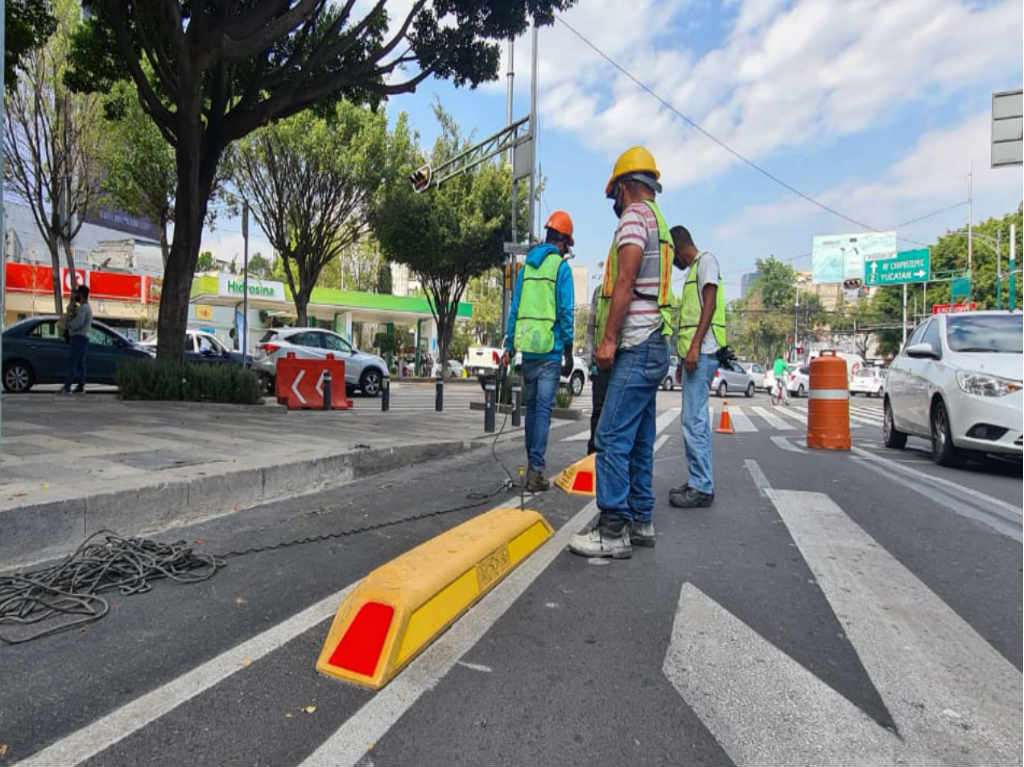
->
xmin=202 ymin=0 xmax=1024 ymax=301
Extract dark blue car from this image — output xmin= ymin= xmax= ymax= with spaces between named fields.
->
xmin=2 ymin=315 xmax=153 ymax=392
xmin=139 ymin=330 xmax=254 ymax=367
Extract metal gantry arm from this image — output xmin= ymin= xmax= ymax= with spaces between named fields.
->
xmin=411 ymin=116 xmax=530 ymax=192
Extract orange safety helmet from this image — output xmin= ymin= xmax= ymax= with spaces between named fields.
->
xmin=545 ymin=210 xmax=574 ymax=246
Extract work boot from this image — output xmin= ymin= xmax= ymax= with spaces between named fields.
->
xmin=669 ymin=486 xmax=714 ymax=508
xmin=525 ymin=468 xmax=550 ymax=492
xmin=631 ymin=520 xmax=655 ymax=547
xmin=568 ymin=517 xmax=631 ymax=559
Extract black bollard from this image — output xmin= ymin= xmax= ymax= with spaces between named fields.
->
xmin=435 ymin=378 xmax=443 ymax=411
xmin=484 ymin=379 xmax=496 ymax=433
xmin=511 ymin=381 xmax=521 ymax=427
xmin=322 ymin=370 xmax=332 ymax=411
xmin=381 ymin=377 xmax=390 ymax=411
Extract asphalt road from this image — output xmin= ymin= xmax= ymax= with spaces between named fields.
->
xmin=2 ymin=390 xmax=1020 ymax=766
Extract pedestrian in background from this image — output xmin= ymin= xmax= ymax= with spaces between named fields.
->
xmin=61 ymin=285 xmax=93 ymax=394
xmin=503 ymin=211 xmax=576 ymax=492
xmin=584 ymin=282 xmax=608 ymax=456
xmin=569 ymin=147 xmax=672 ymax=559
xmin=669 ymin=226 xmax=725 ymax=508
xmin=772 ymin=354 xmax=789 ymax=404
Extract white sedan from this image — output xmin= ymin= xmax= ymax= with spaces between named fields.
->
xmin=849 ymin=366 xmax=886 ymax=397
xmin=884 ymin=311 xmax=1022 ymax=465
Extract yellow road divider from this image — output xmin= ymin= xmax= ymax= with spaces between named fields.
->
xmin=316 ymin=508 xmax=553 ymax=689
xmin=554 ymin=453 xmax=596 ymax=496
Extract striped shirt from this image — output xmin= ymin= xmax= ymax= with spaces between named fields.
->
xmin=614 ymin=201 xmax=664 ymax=348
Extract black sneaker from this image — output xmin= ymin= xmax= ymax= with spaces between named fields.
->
xmin=669 ymin=487 xmax=714 ymax=508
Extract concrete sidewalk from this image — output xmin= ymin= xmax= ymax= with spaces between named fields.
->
xmin=0 ymin=383 xmax=556 ymax=569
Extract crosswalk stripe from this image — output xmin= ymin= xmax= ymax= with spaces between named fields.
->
xmin=773 ymin=405 xmax=808 ymax=425
xmin=726 ymin=406 xmax=758 ymax=432
xmin=751 ymin=406 xmax=791 ymax=430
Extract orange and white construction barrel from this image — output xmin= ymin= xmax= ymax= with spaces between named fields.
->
xmin=807 ymin=350 xmax=851 ymax=450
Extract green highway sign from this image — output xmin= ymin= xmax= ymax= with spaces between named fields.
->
xmin=864 ymin=248 xmax=930 ymax=286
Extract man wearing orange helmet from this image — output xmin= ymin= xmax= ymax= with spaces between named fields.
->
xmin=503 ymin=211 xmax=576 ymax=492
xmin=569 ymin=147 xmax=672 ymax=559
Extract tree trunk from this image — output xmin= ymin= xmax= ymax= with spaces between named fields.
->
xmin=157 ymin=127 xmax=217 ymax=362
xmin=48 ymin=240 xmax=63 ymax=316
xmin=294 ymin=292 xmax=310 ymax=327
xmin=159 ymin=214 xmax=170 ymax=267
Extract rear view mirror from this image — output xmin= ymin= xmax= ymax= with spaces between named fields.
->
xmin=905 ymin=342 xmax=938 ymax=359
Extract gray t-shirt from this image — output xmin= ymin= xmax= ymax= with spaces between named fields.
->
xmin=685 ymin=252 xmax=721 ymax=355
xmin=68 ymin=301 xmax=93 ymax=337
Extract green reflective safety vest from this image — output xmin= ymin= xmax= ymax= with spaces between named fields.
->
xmin=594 ymin=199 xmax=674 ymax=347
xmin=676 ymin=253 xmax=726 ymax=355
xmin=514 ymin=250 xmax=562 ymax=354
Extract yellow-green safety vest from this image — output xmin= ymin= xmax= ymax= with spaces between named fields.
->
xmin=676 ymin=253 xmax=726 ymax=354
xmin=514 ymin=250 xmax=562 ymax=354
xmin=594 ymin=199 xmax=674 ymax=347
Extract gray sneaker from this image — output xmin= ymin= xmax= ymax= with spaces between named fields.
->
xmin=568 ymin=519 xmax=631 ymax=559
xmin=631 ymin=520 xmax=655 ymax=547
xmin=525 ymin=468 xmax=550 ymax=492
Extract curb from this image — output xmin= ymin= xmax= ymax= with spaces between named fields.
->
xmin=1 ymin=440 xmax=479 ymax=572
xmin=468 ymin=401 xmax=583 ymax=421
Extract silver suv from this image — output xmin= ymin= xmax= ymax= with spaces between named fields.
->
xmin=711 ymin=360 xmax=757 ymax=398
xmin=254 ymin=327 xmax=389 ymax=396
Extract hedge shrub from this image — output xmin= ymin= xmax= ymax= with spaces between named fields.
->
xmin=115 ymin=359 xmax=263 ymax=404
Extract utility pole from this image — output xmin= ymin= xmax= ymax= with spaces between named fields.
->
xmin=902 ymin=283 xmax=908 ymax=347
xmin=242 ymin=201 xmax=249 ymax=364
xmin=793 ymin=289 xmax=799 ymax=362
xmin=528 ymin=22 xmax=538 ymax=245
xmin=997 ymin=224 xmax=1002 ymax=309
xmin=1011 ymin=222 xmax=1017 ymax=312
xmin=502 ymin=37 xmax=515 ymax=342
xmin=967 ymin=165 xmax=973 ymax=303
xmin=0 ymin=0 xmax=6 ymax=448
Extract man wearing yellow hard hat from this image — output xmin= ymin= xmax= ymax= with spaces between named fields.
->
xmin=503 ymin=210 xmax=576 ymax=492
xmin=569 ymin=147 xmax=673 ymax=559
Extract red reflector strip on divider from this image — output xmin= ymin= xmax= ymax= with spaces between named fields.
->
xmin=572 ymin=472 xmax=594 ymax=493
xmin=327 ymin=602 xmax=394 ymax=676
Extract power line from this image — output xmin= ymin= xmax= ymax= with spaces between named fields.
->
xmin=555 ymin=16 xmax=942 ymax=249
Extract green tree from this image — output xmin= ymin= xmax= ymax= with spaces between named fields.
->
xmin=6 ymin=0 xmax=56 ymax=89
xmin=230 ymin=103 xmax=395 ymax=325
xmin=248 ymin=252 xmax=272 ymax=279
xmin=66 ymin=0 xmax=574 ymax=363
xmin=372 ymin=105 xmax=520 ymax=374
xmin=466 ymin=272 xmax=502 ymax=345
xmin=376 ymin=262 xmax=393 ymax=295
xmin=753 ymin=256 xmax=797 ymax=308
xmin=196 ymin=250 xmax=216 ymax=272
xmin=4 ymin=0 xmax=103 ymax=314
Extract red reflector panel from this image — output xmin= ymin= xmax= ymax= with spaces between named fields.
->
xmin=327 ymin=602 xmax=394 ymax=677
xmin=572 ymin=472 xmax=594 ymax=493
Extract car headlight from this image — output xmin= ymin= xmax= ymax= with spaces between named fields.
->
xmin=956 ymin=370 xmax=1023 ymax=397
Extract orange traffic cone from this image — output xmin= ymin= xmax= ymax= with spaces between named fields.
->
xmin=715 ymin=400 xmax=735 ymax=434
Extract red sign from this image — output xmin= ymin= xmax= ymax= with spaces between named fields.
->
xmin=932 ymin=303 xmax=977 ymax=314
xmin=5 ymin=263 xmax=155 ymax=303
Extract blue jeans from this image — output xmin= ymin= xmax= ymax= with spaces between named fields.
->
xmin=63 ymin=335 xmax=88 ymax=392
xmin=522 ymin=357 xmax=561 ymax=471
xmin=680 ymin=353 xmax=719 ymax=494
xmin=595 ymin=332 xmax=669 ymax=524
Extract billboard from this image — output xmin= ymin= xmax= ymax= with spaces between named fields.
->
xmin=992 ymin=90 xmax=1023 ymax=168
xmin=811 ymin=231 xmax=896 ymax=284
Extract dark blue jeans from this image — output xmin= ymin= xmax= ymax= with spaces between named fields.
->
xmin=63 ymin=335 xmax=87 ymax=392
xmin=522 ymin=357 xmax=561 ymax=471
xmin=595 ymin=332 xmax=669 ymax=524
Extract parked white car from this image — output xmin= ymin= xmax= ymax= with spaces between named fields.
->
xmin=711 ymin=360 xmax=757 ymax=398
xmin=465 ymin=346 xmax=503 ymax=378
xmin=884 ymin=311 xmax=1022 ymax=465
xmin=254 ymin=327 xmax=389 ymax=396
xmin=849 ymin=366 xmax=886 ymax=397
xmin=786 ymin=364 xmax=811 ymax=397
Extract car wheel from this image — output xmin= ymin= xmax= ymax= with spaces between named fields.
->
xmin=716 ymin=382 xmax=727 ymax=398
xmin=876 ymin=387 xmax=884 ymax=398
xmin=661 ymin=376 xmax=670 ymax=391
xmin=360 ymin=368 xmax=383 ymax=397
xmin=850 ymin=391 xmax=857 ymax=397
xmin=570 ymin=371 xmax=585 ymax=397
xmin=2 ymin=360 xmax=34 ymax=393
xmin=930 ymin=398 xmax=963 ymax=467
xmin=745 ymin=382 xmax=754 ymax=398
xmin=797 ymin=384 xmax=806 ymax=398
xmin=883 ymin=398 xmax=907 ymax=449
xmin=259 ymin=372 xmax=275 ymax=395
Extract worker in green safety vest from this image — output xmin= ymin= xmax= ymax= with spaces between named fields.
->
xmin=503 ymin=211 xmax=576 ymax=492
xmin=668 ymin=225 xmax=726 ymax=509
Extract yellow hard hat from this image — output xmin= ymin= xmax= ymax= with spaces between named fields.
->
xmin=605 ymin=146 xmax=660 ymax=198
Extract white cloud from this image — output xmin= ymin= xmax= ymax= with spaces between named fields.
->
xmin=713 ymin=109 xmax=1023 ymax=240
xmin=516 ymin=0 xmax=1021 ymax=190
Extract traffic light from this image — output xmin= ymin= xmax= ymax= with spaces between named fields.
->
xmin=410 ymin=165 xmax=432 ymax=193
xmin=843 ymin=278 xmax=863 ymax=290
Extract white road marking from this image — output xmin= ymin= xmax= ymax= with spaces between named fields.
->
xmin=655 ymin=407 xmax=681 ymax=436
xmin=455 ymin=661 xmax=493 ymax=673
xmin=726 ymin=406 xmax=757 ymax=432
xmin=561 ymin=429 xmax=590 ymax=442
xmin=770 ymin=435 xmax=805 ymax=453
xmin=851 ymin=447 xmax=1021 ymax=519
xmin=743 ymin=459 xmax=770 ymax=495
xmin=653 ymin=434 xmax=669 ymax=453
xmin=772 ymin=405 xmax=808 ymax=425
xmin=15 ymin=583 xmax=358 ymax=767
xmin=750 ymin=406 xmax=791 ymax=430
xmin=769 ymin=486 xmax=1022 ymax=764
xmin=664 ymin=584 xmax=904 ymax=766
xmin=300 ymin=500 xmax=602 ymax=767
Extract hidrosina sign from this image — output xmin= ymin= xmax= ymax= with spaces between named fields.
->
xmin=217 ymin=274 xmax=286 ymax=301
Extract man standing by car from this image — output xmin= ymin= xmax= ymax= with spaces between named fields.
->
xmin=569 ymin=147 xmax=671 ymax=559
xmin=669 ymin=226 xmax=725 ymax=509
xmin=61 ymin=285 xmax=92 ymax=394
xmin=503 ymin=211 xmax=575 ymax=492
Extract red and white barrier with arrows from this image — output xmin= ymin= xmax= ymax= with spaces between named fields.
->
xmin=275 ymin=353 xmax=353 ymax=410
